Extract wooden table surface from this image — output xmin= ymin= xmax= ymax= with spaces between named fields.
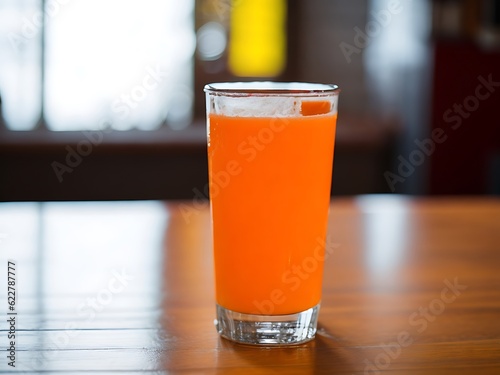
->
xmin=0 ymin=196 xmax=499 ymax=374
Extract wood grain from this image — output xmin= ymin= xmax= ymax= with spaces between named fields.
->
xmin=0 ymin=197 xmax=499 ymax=374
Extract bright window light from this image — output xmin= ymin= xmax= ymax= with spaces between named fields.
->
xmin=0 ymin=0 xmax=195 ymax=131
xmin=0 ymin=0 xmax=42 ymax=131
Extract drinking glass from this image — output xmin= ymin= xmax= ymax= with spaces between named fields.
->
xmin=205 ymin=82 xmax=340 ymax=345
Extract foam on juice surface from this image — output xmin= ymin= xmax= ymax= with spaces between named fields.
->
xmin=213 ymin=96 xmax=300 ymax=117
xmin=212 ymin=96 xmax=337 ymax=117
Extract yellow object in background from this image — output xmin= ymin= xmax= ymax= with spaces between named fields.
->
xmin=229 ymin=0 xmax=286 ymax=77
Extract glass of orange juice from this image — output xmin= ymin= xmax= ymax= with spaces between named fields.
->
xmin=205 ymin=82 xmax=340 ymax=345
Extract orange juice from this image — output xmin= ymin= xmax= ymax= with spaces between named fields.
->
xmin=208 ymin=106 xmax=337 ymax=315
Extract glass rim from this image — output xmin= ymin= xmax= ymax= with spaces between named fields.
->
xmin=204 ymin=81 xmax=340 ymax=96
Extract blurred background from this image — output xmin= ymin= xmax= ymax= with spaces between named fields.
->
xmin=0 ymin=0 xmax=499 ymax=201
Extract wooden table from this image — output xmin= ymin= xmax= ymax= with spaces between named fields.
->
xmin=0 ymin=196 xmax=499 ymax=374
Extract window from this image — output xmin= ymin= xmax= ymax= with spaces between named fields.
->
xmin=0 ymin=0 xmax=195 ymax=131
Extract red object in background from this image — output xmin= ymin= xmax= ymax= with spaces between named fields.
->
xmin=429 ymin=41 xmax=500 ymax=194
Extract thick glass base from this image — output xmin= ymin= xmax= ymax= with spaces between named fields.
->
xmin=215 ymin=304 xmax=319 ymax=346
